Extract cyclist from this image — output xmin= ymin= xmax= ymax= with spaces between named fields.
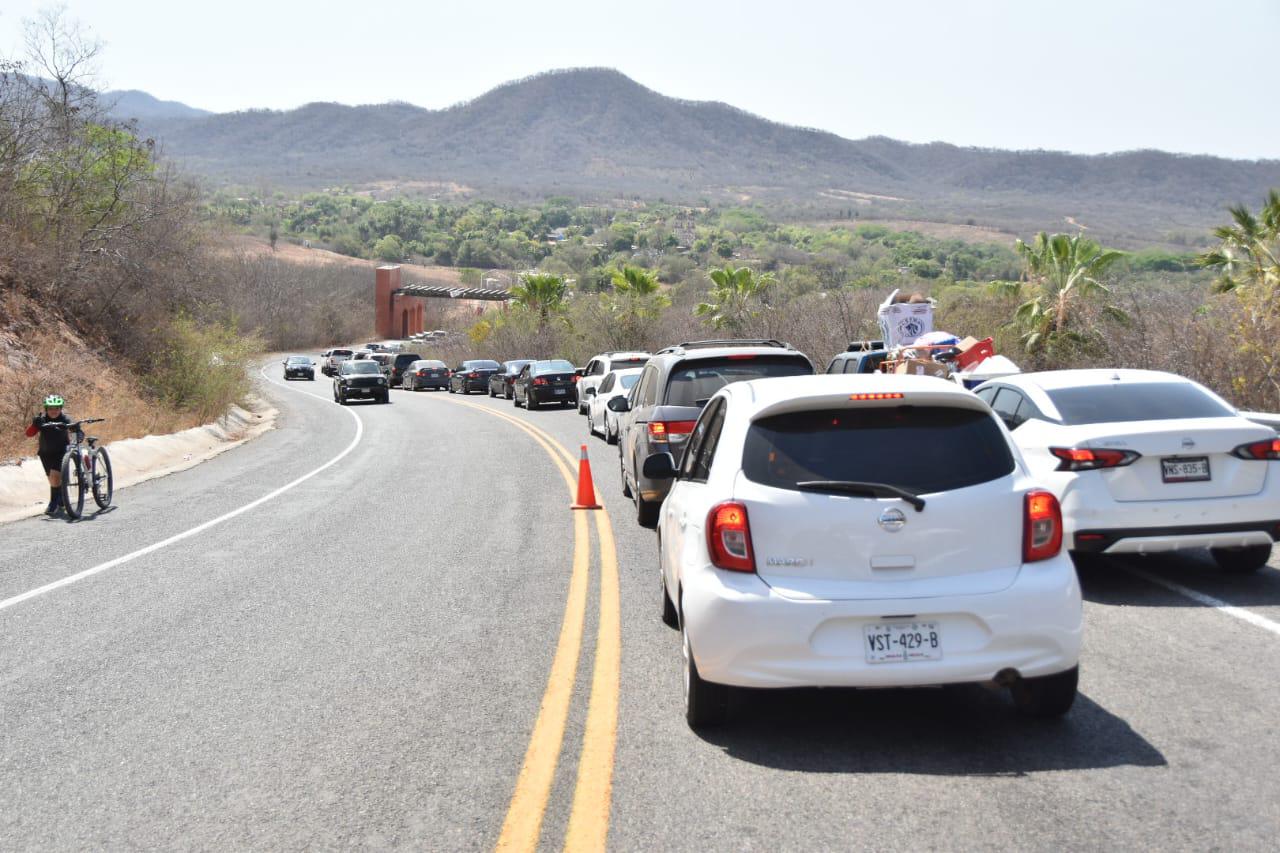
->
xmin=25 ymin=394 xmax=71 ymax=516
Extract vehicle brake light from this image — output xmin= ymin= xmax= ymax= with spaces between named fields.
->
xmin=468 ymin=372 xmax=479 ymax=379
xmin=1049 ymin=447 xmax=1141 ymax=471
xmin=849 ymin=393 xmax=904 ymax=401
xmin=707 ymin=502 xmax=754 ymax=572
xmin=417 ymin=370 xmax=428 ymax=376
xmin=1023 ymin=490 xmax=1063 ymax=563
xmin=648 ymin=420 xmax=696 ymax=442
xmin=533 ymin=377 xmax=548 ymax=386
xmin=1232 ymin=438 xmax=1280 ymax=460
xmin=726 ymin=354 xmax=757 ymax=360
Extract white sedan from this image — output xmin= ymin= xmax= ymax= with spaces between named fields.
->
xmin=975 ymin=369 xmax=1280 ymax=572
xmin=586 ymin=368 xmax=642 ymax=444
xmin=645 ymin=374 xmax=1082 ymax=728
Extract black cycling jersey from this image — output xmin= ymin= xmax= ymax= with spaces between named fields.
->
xmin=31 ymin=413 xmax=71 ymax=459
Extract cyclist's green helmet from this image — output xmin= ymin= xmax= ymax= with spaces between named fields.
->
xmin=43 ymin=394 xmax=64 ymax=408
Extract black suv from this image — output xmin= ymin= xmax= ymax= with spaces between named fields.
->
xmin=334 ymin=359 xmax=390 ymax=405
xmin=611 ymin=340 xmax=814 ymax=526
xmin=449 ymin=360 xmax=501 ymax=394
xmin=389 ymin=352 xmax=423 ymax=387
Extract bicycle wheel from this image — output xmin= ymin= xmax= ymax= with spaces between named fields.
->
xmin=92 ymin=446 xmax=114 ymax=509
xmin=60 ymin=451 xmax=85 ymax=520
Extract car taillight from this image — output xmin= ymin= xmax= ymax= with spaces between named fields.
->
xmin=648 ymin=420 xmax=696 ymax=443
xmin=533 ymin=377 xmax=548 ymax=386
xmin=573 ymin=374 xmax=580 ymax=383
xmin=417 ymin=370 xmax=428 ymax=376
xmin=1233 ymin=438 xmax=1280 ymax=460
xmin=707 ymin=502 xmax=754 ymax=573
xmin=1023 ymin=490 xmax=1063 ymax=563
xmin=468 ymin=372 xmax=479 ymax=379
xmin=1049 ymin=447 xmax=1141 ymax=471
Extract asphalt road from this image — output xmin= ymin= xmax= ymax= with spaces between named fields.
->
xmin=4 ymin=362 xmax=1280 ymax=850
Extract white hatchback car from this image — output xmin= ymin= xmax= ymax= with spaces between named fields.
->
xmin=578 ymin=351 xmax=651 ymax=414
xmin=975 ymin=370 xmax=1280 ymax=573
xmin=645 ymin=374 xmax=1083 ymax=728
xmin=587 ymin=368 xmax=643 ymax=443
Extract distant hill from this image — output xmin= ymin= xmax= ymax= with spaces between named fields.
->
xmin=105 ymin=89 xmax=210 ymax=120
xmin=134 ymin=68 xmax=1280 ymax=243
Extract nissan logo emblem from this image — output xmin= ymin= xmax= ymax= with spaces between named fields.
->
xmin=878 ymin=508 xmax=907 ymax=532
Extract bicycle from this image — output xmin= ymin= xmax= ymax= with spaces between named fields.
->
xmin=53 ymin=418 xmax=113 ymax=520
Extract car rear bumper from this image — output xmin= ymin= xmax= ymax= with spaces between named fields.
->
xmin=531 ymin=388 xmax=577 ymax=404
xmin=1073 ymin=520 xmax=1280 ymax=554
xmin=681 ymin=555 xmax=1081 ymax=689
xmin=1061 ymin=480 xmax=1280 ymax=554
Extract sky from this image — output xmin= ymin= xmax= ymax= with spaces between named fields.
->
xmin=1 ymin=0 xmax=1276 ymax=160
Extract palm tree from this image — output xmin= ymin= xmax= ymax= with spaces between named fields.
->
xmin=991 ymin=232 xmax=1124 ymax=352
xmin=610 ymin=264 xmax=662 ymax=296
xmin=1197 ymin=190 xmax=1280 ymax=295
xmin=695 ymin=266 xmax=776 ymax=334
xmin=510 ymin=273 xmax=567 ymax=326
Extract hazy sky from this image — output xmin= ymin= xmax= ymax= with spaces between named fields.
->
xmin=1 ymin=0 xmax=1276 ymax=160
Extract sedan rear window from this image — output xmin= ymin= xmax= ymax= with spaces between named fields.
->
xmin=1046 ymin=382 xmax=1234 ymax=425
xmin=465 ymin=360 xmax=501 ymax=370
xmin=610 ymin=358 xmax=649 ymax=370
xmin=665 ymin=356 xmax=813 ymax=407
xmin=744 ymin=406 xmax=1014 ymax=495
xmin=536 ymin=360 xmax=576 ymax=374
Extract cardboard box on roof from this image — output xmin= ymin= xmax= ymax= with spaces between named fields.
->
xmin=877 ymin=290 xmax=935 ymax=347
xmin=893 ymin=358 xmax=950 ymax=379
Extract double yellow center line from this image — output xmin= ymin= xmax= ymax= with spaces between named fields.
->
xmin=438 ymin=396 xmax=621 ymax=852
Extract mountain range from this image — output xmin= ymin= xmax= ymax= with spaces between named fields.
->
xmin=115 ymin=68 xmax=1280 ymax=244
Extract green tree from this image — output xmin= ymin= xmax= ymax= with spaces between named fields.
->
xmin=990 ymin=232 xmax=1124 ymax=352
xmin=1197 ymin=190 xmax=1280 ymax=294
xmin=695 ymin=265 xmax=776 ymax=334
xmin=373 ymin=234 xmax=403 ymax=262
xmin=511 ymin=273 xmax=568 ymax=326
xmin=606 ymin=265 xmax=670 ymax=349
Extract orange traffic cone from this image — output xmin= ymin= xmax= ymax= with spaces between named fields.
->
xmin=571 ymin=444 xmax=602 ymax=510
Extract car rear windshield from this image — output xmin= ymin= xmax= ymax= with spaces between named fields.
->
xmin=536 ymin=360 xmax=576 ymax=374
xmin=394 ymin=354 xmax=421 ymax=366
xmin=416 ymin=360 xmax=445 ymax=368
xmin=332 ymin=349 xmax=353 ymax=357
xmin=743 ymin=405 xmax=1015 ymax=494
xmin=346 ymin=362 xmax=380 ymax=375
xmin=505 ymin=360 xmax=533 ymax=373
xmin=466 ymin=360 xmax=500 ymax=370
xmin=610 ymin=358 xmax=649 ymax=369
xmin=1045 ymin=382 xmax=1234 ymax=425
xmin=664 ymin=356 xmax=813 ymax=407
xmin=619 ymin=374 xmax=640 ymax=389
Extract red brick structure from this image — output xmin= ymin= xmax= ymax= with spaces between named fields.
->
xmin=375 ymin=265 xmax=427 ymax=339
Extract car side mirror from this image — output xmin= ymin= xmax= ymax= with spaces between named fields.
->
xmin=576 ymin=367 xmax=586 ymax=377
xmin=586 ymin=388 xmax=597 ymax=397
xmin=642 ymin=452 xmax=678 ymax=481
xmin=607 ymin=397 xmax=630 ymax=413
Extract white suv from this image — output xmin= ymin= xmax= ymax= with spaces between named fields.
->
xmin=577 ymin=351 xmax=651 ymax=414
xmin=645 ymin=374 xmax=1082 ymax=728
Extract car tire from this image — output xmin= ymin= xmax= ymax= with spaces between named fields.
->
xmin=636 ymin=494 xmax=659 ymax=528
xmin=606 ymin=422 xmax=618 ymax=446
xmin=587 ymin=410 xmax=595 ymax=437
xmin=1211 ymin=544 xmax=1272 ymax=573
xmin=448 ymin=385 xmax=455 ymax=394
xmin=661 ymin=568 xmax=679 ymax=629
xmin=337 ymin=393 xmax=347 ymax=406
xmin=683 ymin=620 xmax=727 ymax=729
xmin=505 ymin=388 xmax=513 ymax=400
xmin=620 ymin=451 xmax=632 ymax=498
xmin=527 ymin=394 xmax=539 ymax=411
xmin=1010 ymin=666 xmax=1078 ymax=718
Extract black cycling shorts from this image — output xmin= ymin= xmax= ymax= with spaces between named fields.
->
xmin=39 ymin=451 xmax=63 ymax=475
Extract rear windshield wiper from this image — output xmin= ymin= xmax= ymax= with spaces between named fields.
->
xmin=795 ymin=480 xmax=926 ymax=512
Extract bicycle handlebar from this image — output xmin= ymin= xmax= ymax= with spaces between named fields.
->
xmin=47 ymin=417 xmax=105 ymax=429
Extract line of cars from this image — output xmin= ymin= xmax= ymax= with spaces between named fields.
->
xmin=559 ymin=337 xmax=1280 ymax=729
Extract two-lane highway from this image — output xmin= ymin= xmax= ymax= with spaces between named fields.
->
xmin=5 ymin=366 xmax=1280 ymax=849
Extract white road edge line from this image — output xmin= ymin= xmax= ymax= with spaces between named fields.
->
xmin=1125 ymin=565 xmax=1280 ymax=638
xmin=0 ymin=365 xmax=362 ymax=614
